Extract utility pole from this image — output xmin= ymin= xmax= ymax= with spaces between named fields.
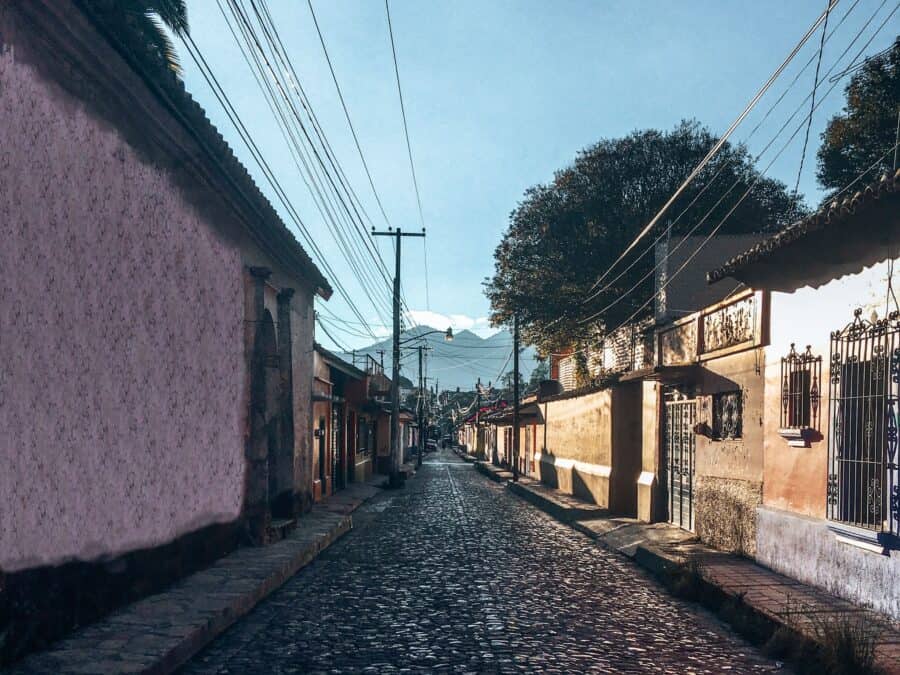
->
xmin=512 ymin=313 xmax=520 ymax=482
xmin=417 ymin=344 xmax=424 ymax=469
xmin=475 ymin=377 xmax=481 ymax=458
xmin=372 ymin=227 xmax=425 ymax=488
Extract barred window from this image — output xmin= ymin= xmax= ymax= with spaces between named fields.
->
xmin=780 ymin=344 xmax=822 ymax=429
xmin=712 ymin=390 xmax=742 ymax=440
xmin=827 ymin=309 xmax=900 ymax=540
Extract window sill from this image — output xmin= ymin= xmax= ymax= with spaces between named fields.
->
xmin=777 ymin=427 xmax=819 ymax=448
xmin=827 ymin=521 xmax=897 ymax=554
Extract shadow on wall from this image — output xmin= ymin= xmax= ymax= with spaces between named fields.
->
xmin=539 ymin=454 xmax=561 ymax=490
xmin=0 ymin=520 xmax=240 ymax=667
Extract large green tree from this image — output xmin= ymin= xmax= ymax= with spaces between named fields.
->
xmin=80 ymin=0 xmax=189 ymax=75
xmin=817 ymin=38 xmax=899 ymax=196
xmin=485 ymin=121 xmax=807 ymax=354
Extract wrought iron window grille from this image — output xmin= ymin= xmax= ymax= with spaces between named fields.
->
xmin=826 ymin=308 xmax=900 ymax=546
xmin=779 ymin=344 xmax=822 ymax=446
xmin=712 ymin=390 xmax=743 ymax=440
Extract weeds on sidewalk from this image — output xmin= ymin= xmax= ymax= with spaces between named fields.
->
xmin=662 ymin=562 xmax=886 ymax=674
xmin=768 ymin=595 xmax=884 ymax=675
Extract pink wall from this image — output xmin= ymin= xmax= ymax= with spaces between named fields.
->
xmin=0 ymin=45 xmax=246 ymax=572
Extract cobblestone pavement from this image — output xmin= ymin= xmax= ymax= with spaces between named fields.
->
xmin=181 ymin=450 xmax=781 ymax=674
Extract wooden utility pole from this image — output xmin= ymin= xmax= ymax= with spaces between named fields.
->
xmin=371 ymin=227 xmax=424 ymax=488
xmin=512 ymin=313 xmax=520 ymax=482
xmin=417 ymin=344 xmax=424 ymax=469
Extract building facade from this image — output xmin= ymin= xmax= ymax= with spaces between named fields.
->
xmin=0 ymin=0 xmax=330 ymax=662
xmin=709 ymin=171 xmax=900 ymax=620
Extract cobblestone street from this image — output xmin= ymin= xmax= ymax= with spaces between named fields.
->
xmin=181 ymin=450 xmax=780 ymax=674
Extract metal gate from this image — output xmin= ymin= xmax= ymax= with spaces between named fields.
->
xmin=665 ymin=395 xmax=697 ymax=531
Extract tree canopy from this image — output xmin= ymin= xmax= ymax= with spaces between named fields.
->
xmin=81 ymin=0 xmax=189 ymax=75
xmin=817 ymin=38 xmax=899 ymax=197
xmin=485 ymin=121 xmax=807 ymax=354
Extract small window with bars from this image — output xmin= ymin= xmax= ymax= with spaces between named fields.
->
xmin=712 ymin=390 xmax=743 ymax=440
xmin=780 ymin=344 xmax=822 ymax=430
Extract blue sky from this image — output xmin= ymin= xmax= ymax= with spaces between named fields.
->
xmin=179 ymin=1 xmax=898 ymax=350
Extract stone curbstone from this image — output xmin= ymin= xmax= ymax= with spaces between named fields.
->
xmin=11 ymin=504 xmax=363 ymax=675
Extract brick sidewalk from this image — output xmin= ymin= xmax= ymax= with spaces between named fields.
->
xmin=10 ymin=480 xmax=383 ymax=675
xmin=474 ymin=463 xmax=900 ymax=674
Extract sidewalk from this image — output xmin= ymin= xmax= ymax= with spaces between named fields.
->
xmin=11 ymin=479 xmax=384 ymax=675
xmin=473 ymin=461 xmax=900 ymax=674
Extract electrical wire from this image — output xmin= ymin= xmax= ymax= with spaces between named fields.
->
xmin=307 ymin=0 xmax=393 ymax=230
xmin=179 ymin=28 xmax=381 ymax=340
xmin=794 ymin=0 xmax=833 ymax=196
xmin=577 ymin=0 xmax=896 ymax=328
xmin=385 ymin=0 xmax=426 ymax=233
xmin=580 ymin=0 xmax=863 ymax=307
xmin=582 ymin=0 xmax=839 ymax=297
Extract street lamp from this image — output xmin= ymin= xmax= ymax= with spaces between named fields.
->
xmin=389 ymin=327 xmax=453 ymax=487
xmin=398 ymin=326 xmax=453 ymax=346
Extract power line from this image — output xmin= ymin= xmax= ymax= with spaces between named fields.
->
xmin=178 ymin=26 xmax=381 ymax=340
xmin=577 ymin=0 xmax=894 ymax=328
xmin=794 ymin=0 xmax=833 ymax=196
xmin=579 ymin=0 xmax=863 ymax=307
xmin=216 ymin=0 xmax=392 ymax=328
xmin=220 ymin=0 xmax=403 ymax=328
xmin=384 ymin=0 xmax=432 ymax=313
xmin=307 ymin=0 xmax=393 ymax=230
xmin=604 ymin=139 xmax=900 ymax=349
xmin=582 ymin=0 xmax=839 ymax=298
xmin=385 ymin=0 xmax=426 ymax=232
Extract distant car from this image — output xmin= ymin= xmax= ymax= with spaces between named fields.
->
xmin=425 ymin=439 xmax=438 ymax=452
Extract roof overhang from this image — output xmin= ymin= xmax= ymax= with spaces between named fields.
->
xmin=707 ymin=172 xmax=899 ymax=292
xmin=620 ymin=364 xmax=701 ymax=383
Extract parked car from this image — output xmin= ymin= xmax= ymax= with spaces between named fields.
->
xmin=425 ymin=439 xmax=438 ymax=452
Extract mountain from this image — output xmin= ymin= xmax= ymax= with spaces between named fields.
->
xmin=340 ymin=325 xmax=539 ymax=393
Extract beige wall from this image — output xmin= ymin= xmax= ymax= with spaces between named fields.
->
xmin=638 ymin=380 xmax=661 ymax=522
xmin=692 ymin=348 xmax=765 ymax=555
xmin=538 ymin=385 xmax=641 ymax=514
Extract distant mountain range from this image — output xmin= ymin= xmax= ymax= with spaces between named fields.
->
xmin=340 ymin=325 xmax=539 ymax=392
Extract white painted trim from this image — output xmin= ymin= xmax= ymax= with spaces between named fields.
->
xmin=637 ymin=471 xmax=656 ymax=486
xmin=834 ymin=534 xmax=887 ymax=555
xmin=535 ymin=453 xmax=611 ymax=478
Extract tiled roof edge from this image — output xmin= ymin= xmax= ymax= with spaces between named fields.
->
xmin=707 ymin=170 xmax=900 ymax=284
xmin=72 ymin=0 xmax=333 ymax=297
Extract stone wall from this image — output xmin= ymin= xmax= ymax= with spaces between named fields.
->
xmin=695 ymin=477 xmax=762 ymax=556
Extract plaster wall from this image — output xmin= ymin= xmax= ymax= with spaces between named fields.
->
xmin=291 ymin=299 xmax=315 ymax=511
xmin=539 ymin=386 xmax=641 ymax=512
xmin=693 ymin=349 xmax=765 ymax=554
xmin=757 ymin=506 xmax=900 ymax=621
xmin=762 ymin=259 xmax=900 ymax=517
xmin=0 ymin=45 xmax=245 ymax=571
xmin=638 ymin=381 xmax=661 ymax=522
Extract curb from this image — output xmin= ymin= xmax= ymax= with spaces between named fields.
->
xmin=470 ymin=465 xmax=900 ymax=674
xmin=12 ymin=486 xmax=380 ymax=675
xmin=506 ymin=480 xmax=606 ymax=523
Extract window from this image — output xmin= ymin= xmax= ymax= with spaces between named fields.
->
xmin=780 ymin=344 xmax=822 ymax=430
xmin=827 ymin=309 xmax=900 ymax=541
xmin=712 ymin=390 xmax=742 ymax=440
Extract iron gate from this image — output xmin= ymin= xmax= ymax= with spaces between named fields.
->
xmin=665 ymin=395 xmax=697 ymax=531
xmin=827 ymin=309 xmax=900 ymax=540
